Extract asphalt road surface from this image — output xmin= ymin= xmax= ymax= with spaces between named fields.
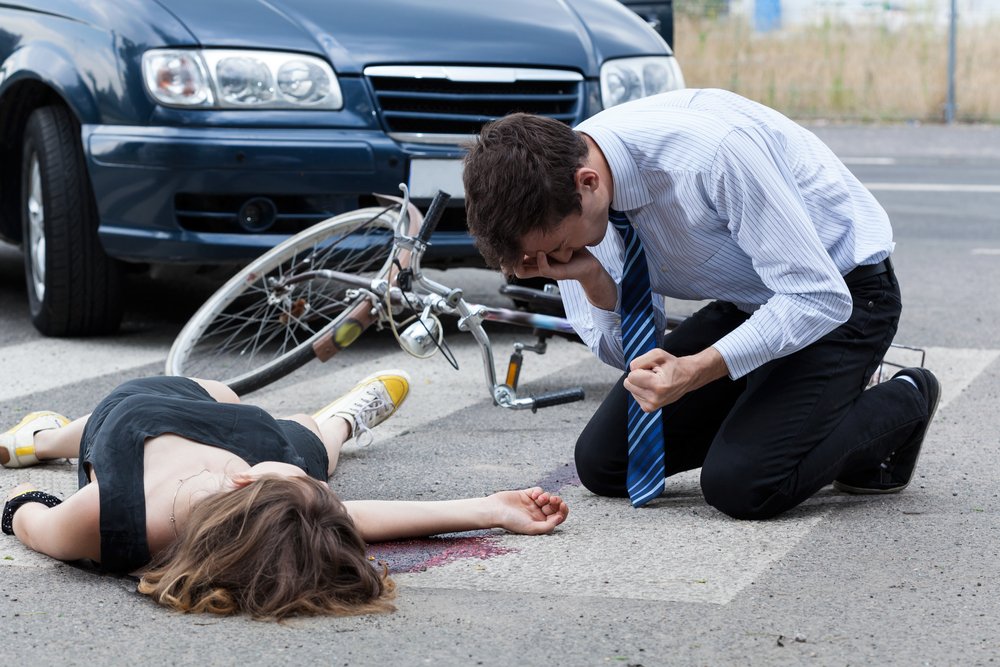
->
xmin=1 ymin=123 xmax=998 ymax=666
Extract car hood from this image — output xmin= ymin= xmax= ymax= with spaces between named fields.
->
xmin=152 ymin=0 xmax=667 ymax=76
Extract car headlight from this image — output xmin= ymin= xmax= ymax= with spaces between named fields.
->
xmin=599 ymin=56 xmax=685 ymax=109
xmin=142 ymin=49 xmax=343 ymax=110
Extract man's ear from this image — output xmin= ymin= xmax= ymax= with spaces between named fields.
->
xmin=575 ymin=166 xmax=600 ymax=194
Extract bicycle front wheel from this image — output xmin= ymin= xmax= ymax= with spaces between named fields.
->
xmin=166 ymin=206 xmax=400 ymax=394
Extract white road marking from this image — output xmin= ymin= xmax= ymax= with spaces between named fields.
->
xmin=395 ymin=482 xmax=830 ymax=605
xmin=397 ymin=346 xmax=999 ymax=604
xmin=251 ymin=333 xmax=596 ymax=448
xmin=0 ymin=338 xmax=165 ymax=403
xmin=864 ymin=182 xmax=1000 ymax=193
xmin=842 ymin=157 xmax=897 ymax=165
xmin=971 ymin=248 xmax=1000 ymax=255
xmin=922 ymin=346 xmax=1000 ymax=412
xmin=2 ymin=340 xmax=997 ymax=595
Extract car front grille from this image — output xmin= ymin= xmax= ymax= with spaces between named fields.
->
xmin=364 ymin=65 xmax=584 ymax=143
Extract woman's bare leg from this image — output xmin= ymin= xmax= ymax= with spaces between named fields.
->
xmin=32 ymin=415 xmax=90 ymax=460
xmin=32 ymin=378 xmax=237 ymax=462
xmin=191 ymin=378 xmax=241 ymax=404
xmin=280 ymin=371 xmax=410 ymax=477
xmin=281 ymin=413 xmax=351 ymax=477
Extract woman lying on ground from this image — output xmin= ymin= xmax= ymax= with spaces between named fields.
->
xmin=1 ymin=371 xmax=568 ymax=620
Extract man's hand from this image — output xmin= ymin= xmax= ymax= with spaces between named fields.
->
xmin=507 ymin=248 xmax=599 ymax=283
xmin=505 ymin=249 xmax=618 ymax=311
xmin=624 ymin=349 xmax=689 ymax=411
xmin=624 ymin=347 xmax=730 ymax=412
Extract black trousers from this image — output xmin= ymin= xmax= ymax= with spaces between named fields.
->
xmin=574 ymin=268 xmax=928 ymax=519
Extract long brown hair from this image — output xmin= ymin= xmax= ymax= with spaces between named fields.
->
xmin=137 ymin=475 xmax=395 ymax=620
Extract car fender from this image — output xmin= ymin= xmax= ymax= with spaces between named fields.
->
xmin=0 ymin=0 xmax=198 ymax=126
xmin=0 ymin=43 xmax=102 ymax=124
xmin=0 ymin=43 xmax=105 ymax=243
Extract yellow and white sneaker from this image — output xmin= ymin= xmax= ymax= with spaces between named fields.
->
xmin=312 ymin=370 xmax=410 ymax=445
xmin=0 ymin=411 xmax=70 ymax=468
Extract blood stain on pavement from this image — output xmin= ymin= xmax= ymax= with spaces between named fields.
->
xmin=369 ymin=532 xmax=515 ymax=574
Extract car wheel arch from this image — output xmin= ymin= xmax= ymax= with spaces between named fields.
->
xmin=0 ymin=78 xmax=85 ymax=245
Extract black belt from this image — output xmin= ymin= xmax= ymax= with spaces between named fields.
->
xmin=844 ymin=258 xmax=892 ymax=286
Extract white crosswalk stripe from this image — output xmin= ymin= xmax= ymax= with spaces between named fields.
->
xmin=0 ymin=338 xmax=166 ymax=404
xmin=396 ymin=345 xmax=1000 ymax=603
xmin=1 ymin=324 xmax=997 ymax=602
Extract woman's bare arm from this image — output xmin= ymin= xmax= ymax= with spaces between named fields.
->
xmin=343 ymin=487 xmax=568 ymax=542
xmin=9 ymin=483 xmax=101 ymax=562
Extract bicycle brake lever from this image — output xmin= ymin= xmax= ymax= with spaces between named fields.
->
xmin=396 ymin=266 xmax=413 ymax=291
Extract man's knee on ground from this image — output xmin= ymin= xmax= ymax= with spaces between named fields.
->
xmin=574 ymin=436 xmax=624 ymax=497
xmin=700 ymin=460 xmax=778 ymax=521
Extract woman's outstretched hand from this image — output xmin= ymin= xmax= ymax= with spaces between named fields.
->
xmin=490 ymin=487 xmax=569 ymax=535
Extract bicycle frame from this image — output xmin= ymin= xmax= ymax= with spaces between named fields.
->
xmin=306 ymin=186 xmax=585 ymax=411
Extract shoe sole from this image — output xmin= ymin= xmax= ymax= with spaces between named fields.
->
xmin=834 ymin=370 xmax=941 ymax=495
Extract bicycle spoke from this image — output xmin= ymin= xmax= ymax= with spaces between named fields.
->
xmin=169 ymin=207 xmax=399 ymax=388
xmin=244 ymin=314 xmax=292 ymax=369
xmin=208 ymin=297 xmax=276 ymax=353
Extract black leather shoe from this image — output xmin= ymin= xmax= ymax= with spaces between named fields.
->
xmin=834 ymin=367 xmax=941 ymax=494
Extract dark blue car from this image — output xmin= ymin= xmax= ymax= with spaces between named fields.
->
xmin=0 ymin=0 xmax=684 ymax=335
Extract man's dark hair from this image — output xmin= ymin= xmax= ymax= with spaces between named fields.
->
xmin=463 ymin=113 xmax=589 ymax=269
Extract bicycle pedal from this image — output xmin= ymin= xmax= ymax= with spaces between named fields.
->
xmin=504 ymin=350 xmax=523 ymax=390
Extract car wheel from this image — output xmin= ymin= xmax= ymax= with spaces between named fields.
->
xmin=21 ymin=106 xmax=122 ymax=336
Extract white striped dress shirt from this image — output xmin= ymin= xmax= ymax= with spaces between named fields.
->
xmin=562 ymin=88 xmax=893 ymax=378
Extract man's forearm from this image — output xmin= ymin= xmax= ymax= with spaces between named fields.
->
xmin=678 ymin=346 xmax=731 ymax=392
xmin=579 ymin=266 xmax=618 ymax=311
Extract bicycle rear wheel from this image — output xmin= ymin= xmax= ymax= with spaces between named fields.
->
xmin=166 ymin=206 xmax=400 ymax=395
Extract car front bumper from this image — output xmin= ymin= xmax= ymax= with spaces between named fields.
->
xmin=82 ymin=124 xmax=479 ymax=266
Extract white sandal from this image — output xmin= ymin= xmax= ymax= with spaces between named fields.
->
xmin=0 ymin=411 xmax=70 ymax=468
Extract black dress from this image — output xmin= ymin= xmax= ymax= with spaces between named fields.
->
xmin=78 ymin=376 xmax=328 ymax=574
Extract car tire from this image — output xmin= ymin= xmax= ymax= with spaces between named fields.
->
xmin=21 ymin=105 xmax=123 ymax=336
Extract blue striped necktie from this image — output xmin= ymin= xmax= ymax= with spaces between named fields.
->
xmin=609 ymin=208 xmax=665 ymax=507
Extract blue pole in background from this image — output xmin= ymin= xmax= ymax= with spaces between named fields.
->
xmin=754 ymin=0 xmax=782 ymax=32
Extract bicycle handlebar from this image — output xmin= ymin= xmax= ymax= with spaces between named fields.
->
xmin=391 ymin=186 xmax=585 ymax=412
xmin=416 ymin=190 xmax=451 ymax=245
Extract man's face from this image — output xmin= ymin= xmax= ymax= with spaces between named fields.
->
xmin=518 ymin=183 xmax=610 ymax=267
